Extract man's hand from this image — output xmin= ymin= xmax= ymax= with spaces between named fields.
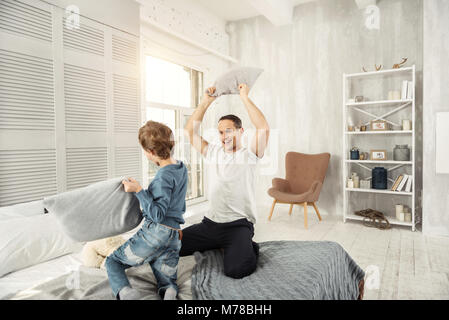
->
xmin=239 ymin=83 xmax=250 ymax=100
xmin=122 ymin=177 xmax=142 ymax=193
xmin=200 ymin=86 xmax=217 ymax=106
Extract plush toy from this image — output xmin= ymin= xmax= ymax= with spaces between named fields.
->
xmin=81 ymin=235 xmax=127 ymax=269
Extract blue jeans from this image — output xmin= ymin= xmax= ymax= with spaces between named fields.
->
xmin=105 ymin=220 xmax=181 ymax=299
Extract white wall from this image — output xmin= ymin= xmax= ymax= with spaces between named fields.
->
xmin=422 ymin=0 xmax=449 ymax=237
xmin=227 ymin=0 xmax=423 ymax=220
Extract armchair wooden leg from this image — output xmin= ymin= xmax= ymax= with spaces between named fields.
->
xmin=288 ymin=204 xmax=294 ymax=216
xmin=268 ymin=199 xmax=277 ymax=221
xmin=303 ymin=202 xmax=308 ymax=229
xmin=312 ymin=202 xmax=322 ymax=221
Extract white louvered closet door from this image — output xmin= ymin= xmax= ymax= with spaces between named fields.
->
xmin=0 ymin=0 xmax=57 ymax=206
xmin=0 ymin=0 xmax=141 ymax=206
xmin=62 ymin=15 xmax=110 ymax=190
xmin=111 ymin=31 xmax=142 ymax=184
xmin=62 ymin=15 xmax=142 ymax=190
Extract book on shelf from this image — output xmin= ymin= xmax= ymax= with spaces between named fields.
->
xmin=401 ymin=81 xmax=408 ymax=100
xmin=397 ymin=174 xmax=409 ymax=192
xmin=401 ymin=80 xmax=414 ymax=100
xmin=407 ymin=81 xmax=414 ymax=99
xmin=405 ymin=175 xmax=413 ymax=192
xmin=391 ymin=175 xmax=403 ymax=191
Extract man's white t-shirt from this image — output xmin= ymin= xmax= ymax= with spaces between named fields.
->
xmin=203 ymin=143 xmax=260 ymax=224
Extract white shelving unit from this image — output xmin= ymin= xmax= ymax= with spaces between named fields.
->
xmin=342 ymin=65 xmax=416 ymax=231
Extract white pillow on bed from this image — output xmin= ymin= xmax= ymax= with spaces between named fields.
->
xmin=0 ymin=200 xmax=46 ymax=221
xmin=0 ymin=214 xmax=83 ymax=278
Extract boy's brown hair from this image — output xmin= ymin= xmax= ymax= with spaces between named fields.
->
xmin=138 ymin=120 xmax=175 ymax=159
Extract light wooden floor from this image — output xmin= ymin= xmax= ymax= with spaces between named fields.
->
xmin=253 ymin=203 xmax=449 ymax=300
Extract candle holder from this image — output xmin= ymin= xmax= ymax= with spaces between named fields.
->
xmin=347 ymin=178 xmax=354 ymax=189
xmin=351 ymin=173 xmax=360 ymax=188
xmin=355 ymin=96 xmax=364 ymax=103
xmin=395 ymin=204 xmax=404 ymax=220
xmin=405 ymin=212 xmax=412 ymax=222
xmin=350 ymin=147 xmax=360 ymax=160
xmin=402 ymin=119 xmax=412 ymax=131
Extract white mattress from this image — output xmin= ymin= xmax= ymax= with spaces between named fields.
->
xmin=0 ymin=224 xmax=135 ymax=300
xmin=0 ymin=214 xmax=206 ymax=300
xmin=0 ymin=251 xmax=83 ymax=300
xmin=0 ymin=219 xmax=202 ymax=300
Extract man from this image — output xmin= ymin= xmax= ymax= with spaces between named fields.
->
xmin=181 ymin=83 xmax=270 ymax=279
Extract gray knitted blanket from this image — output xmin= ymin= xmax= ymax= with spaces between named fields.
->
xmin=191 ymin=241 xmax=365 ymax=300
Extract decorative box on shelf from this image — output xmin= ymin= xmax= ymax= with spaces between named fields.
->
xmin=360 ymin=180 xmax=371 ymax=189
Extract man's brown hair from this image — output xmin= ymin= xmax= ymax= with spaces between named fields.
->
xmin=138 ymin=120 xmax=175 ymax=159
xmin=218 ymin=114 xmax=242 ymax=129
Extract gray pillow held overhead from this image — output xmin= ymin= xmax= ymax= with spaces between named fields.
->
xmin=43 ymin=177 xmax=142 ymax=242
xmin=207 ymin=67 xmax=264 ymax=97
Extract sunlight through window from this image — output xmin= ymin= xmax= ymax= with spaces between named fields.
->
xmin=145 ymin=55 xmax=204 ymax=202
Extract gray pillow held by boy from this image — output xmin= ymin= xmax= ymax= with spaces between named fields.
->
xmin=43 ymin=178 xmax=142 ymax=242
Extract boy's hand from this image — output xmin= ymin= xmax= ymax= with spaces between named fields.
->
xmin=122 ymin=177 xmax=142 ymax=193
xmin=239 ymin=83 xmax=250 ymax=100
xmin=200 ymin=87 xmax=217 ymax=106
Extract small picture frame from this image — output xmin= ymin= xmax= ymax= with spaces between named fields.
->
xmin=370 ymin=150 xmax=387 ymax=161
xmin=370 ymin=120 xmax=388 ymax=131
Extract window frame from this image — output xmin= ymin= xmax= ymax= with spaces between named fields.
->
xmin=142 ymin=52 xmax=207 ymax=206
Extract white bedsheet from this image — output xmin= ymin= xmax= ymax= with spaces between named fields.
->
xmin=0 ymin=251 xmax=83 ymax=300
xmin=0 ymin=214 xmax=205 ymax=300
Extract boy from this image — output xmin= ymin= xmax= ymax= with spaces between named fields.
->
xmin=105 ymin=120 xmax=188 ymax=300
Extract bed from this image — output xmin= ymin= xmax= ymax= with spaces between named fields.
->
xmin=0 ymin=201 xmax=365 ymax=300
xmin=1 ymin=241 xmax=364 ymax=300
xmin=0 ymin=252 xmax=196 ymax=300
xmin=0 ymin=214 xmax=196 ymax=300
xmin=0 ymin=252 xmax=83 ymax=300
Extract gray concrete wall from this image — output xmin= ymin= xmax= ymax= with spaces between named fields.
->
xmin=422 ymin=0 xmax=449 ymax=237
xmin=227 ymin=0 xmax=423 ymax=220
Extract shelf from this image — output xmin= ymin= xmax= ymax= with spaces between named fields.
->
xmin=345 ymin=188 xmax=413 ymax=196
xmin=345 ymin=160 xmax=413 ymax=165
xmin=345 ymin=130 xmax=413 ymax=135
xmin=343 ymin=65 xmax=416 ymax=231
xmin=346 ymin=99 xmax=413 ymax=107
xmin=345 ymin=67 xmax=414 ymax=79
xmin=345 ymin=214 xmax=413 ymax=227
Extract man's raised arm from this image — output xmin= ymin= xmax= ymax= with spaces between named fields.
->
xmin=184 ymin=87 xmax=216 ymax=156
xmin=239 ymin=84 xmax=270 ymax=158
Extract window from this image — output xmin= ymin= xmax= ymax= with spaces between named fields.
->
xmin=144 ymin=55 xmax=204 ymax=202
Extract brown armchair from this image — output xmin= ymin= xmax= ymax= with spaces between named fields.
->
xmin=267 ymin=152 xmax=331 ymax=229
